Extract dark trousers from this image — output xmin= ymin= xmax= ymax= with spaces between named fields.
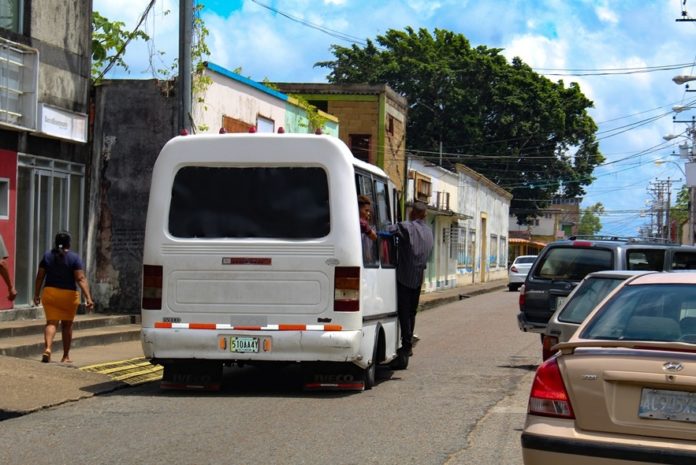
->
xmin=397 ymin=282 xmax=422 ymax=351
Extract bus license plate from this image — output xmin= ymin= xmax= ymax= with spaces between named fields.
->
xmin=639 ymin=388 xmax=696 ymax=423
xmin=229 ymin=336 xmax=259 ymax=353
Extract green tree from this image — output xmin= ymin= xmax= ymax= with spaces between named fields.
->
xmin=577 ymin=203 xmax=604 ymax=236
xmin=91 ymin=11 xmax=150 ymax=82
xmin=670 ymin=185 xmax=689 ymax=240
xmin=316 ymin=27 xmax=604 ymax=219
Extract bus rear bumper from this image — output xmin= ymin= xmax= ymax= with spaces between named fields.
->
xmin=141 ymin=328 xmax=365 ymax=366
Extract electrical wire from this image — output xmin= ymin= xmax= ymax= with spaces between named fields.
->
xmin=250 ymin=0 xmax=368 ymax=45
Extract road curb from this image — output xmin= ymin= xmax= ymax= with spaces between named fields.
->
xmin=419 ymin=283 xmax=508 ymax=311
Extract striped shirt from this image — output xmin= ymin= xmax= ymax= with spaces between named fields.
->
xmin=389 ymin=218 xmax=434 ymax=289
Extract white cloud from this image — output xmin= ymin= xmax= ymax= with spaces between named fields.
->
xmin=91 ymin=0 xmax=696 ymax=236
xmin=595 ymin=5 xmax=619 ymax=24
xmin=405 ymin=0 xmax=443 ymax=18
xmin=503 ymin=33 xmax=568 ymax=70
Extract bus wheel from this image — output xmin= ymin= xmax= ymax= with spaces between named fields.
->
xmin=364 ymin=340 xmax=378 ymax=390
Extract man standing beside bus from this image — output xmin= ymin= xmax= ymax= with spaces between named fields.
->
xmin=387 ymin=201 xmax=433 ymax=360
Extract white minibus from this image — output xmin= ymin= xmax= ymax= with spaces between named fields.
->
xmin=141 ymin=133 xmax=406 ymax=390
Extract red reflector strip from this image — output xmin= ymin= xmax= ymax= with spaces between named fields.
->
xmin=278 ymin=324 xmax=306 ymax=331
xmin=154 ymin=322 xmax=343 ymax=331
xmin=189 ymin=323 xmax=217 ymax=330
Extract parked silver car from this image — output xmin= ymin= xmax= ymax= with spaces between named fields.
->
xmin=508 ymin=255 xmax=537 ymax=291
xmin=541 ymin=270 xmax=651 ymax=359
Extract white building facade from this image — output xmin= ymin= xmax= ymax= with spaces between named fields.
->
xmin=455 ymin=164 xmax=512 ymax=284
xmin=406 ymin=157 xmax=512 ymax=291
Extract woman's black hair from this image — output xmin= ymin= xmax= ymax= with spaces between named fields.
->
xmin=53 ymin=231 xmax=71 ymax=253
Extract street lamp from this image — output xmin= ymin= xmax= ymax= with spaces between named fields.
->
xmin=655 ymin=159 xmax=685 ymax=175
xmin=673 ymin=104 xmax=694 ymax=113
xmin=673 ymin=75 xmax=696 ymax=85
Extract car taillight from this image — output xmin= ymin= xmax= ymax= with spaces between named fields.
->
xmin=528 ymin=358 xmax=575 ymax=419
xmin=511 ymin=265 xmax=519 ymax=273
xmin=541 ymin=335 xmax=559 ymax=360
xmin=519 ymin=284 xmax=526 ymax=306
xmin=334 ymin=266 xmax=359 ymax=311
xmin=142 ymin=265 xmax=163 ymax=310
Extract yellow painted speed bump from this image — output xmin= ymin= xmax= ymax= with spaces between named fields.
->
xmin=80 ymin=357 xmax=163 ymax=385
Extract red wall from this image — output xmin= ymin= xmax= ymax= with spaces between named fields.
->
xmin=0 ymin=149 xmax=17 ymax=310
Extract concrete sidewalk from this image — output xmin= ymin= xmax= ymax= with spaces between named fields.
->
xmin=0 ymin=278 xmax=508 ymax=420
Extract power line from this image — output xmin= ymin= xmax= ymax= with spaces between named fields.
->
xmin=250 ymin=0 xmax=368 ymax=45
xmin=534 ymin=62 xmax=696 ymax=76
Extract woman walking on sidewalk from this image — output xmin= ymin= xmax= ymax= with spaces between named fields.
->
xmin=34 ymin=232 xmax=94 ymax=363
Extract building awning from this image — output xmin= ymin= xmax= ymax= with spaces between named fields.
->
xmin=423 ymin=205 xmax=472 ymax=220
xmin=509 ymin=238 xmax=547 ymax=248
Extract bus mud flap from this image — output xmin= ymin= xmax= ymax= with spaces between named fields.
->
xmin=302 ymin=362 xmax=365 ymax=391
xmin=160 ymin=361 xmax=223 ymax=391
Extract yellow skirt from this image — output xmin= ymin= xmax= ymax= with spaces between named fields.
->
xmin=42 ymin=287 xmax=80 ymax=321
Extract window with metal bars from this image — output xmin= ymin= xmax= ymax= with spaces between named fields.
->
xmin=0 ymin=37 xmax=37 ymax=130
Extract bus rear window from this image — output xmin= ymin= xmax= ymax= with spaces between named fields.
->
xmin=168 ymin=166 xmax=330 ymax=239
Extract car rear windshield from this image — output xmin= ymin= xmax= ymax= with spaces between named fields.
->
xmin=672 ymin=251 xmax=696 ymax=270
xmin=580 ymin=283 xmax=696 ymax=342
xmin=558 ymin=276 xmax=627 ymax=324
xmin=533 ymin=247 xmax=613 ymax=281
xmin=516 ymin=256 xmax=536 ymax=264
xmin=168 ymin=166 xmax=330 ymax=239
xmin=626 ymin=249 xmax=665 ymax=270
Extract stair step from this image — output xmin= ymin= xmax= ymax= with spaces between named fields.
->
xmin=0 ymin=314 xmax=140 ymax=338
xmin=0 ymin=324 xmax=142 ymax=359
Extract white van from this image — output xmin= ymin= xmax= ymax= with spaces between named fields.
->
xmin=141 ymin=133 xmax=405 ymax=390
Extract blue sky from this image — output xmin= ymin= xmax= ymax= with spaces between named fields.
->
xmin=93 ymin=0 xmax=696 ymax=237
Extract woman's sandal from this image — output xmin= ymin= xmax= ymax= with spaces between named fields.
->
xmin=41 ymin=350 xmax=51 ymax=363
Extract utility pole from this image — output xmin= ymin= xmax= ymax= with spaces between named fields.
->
xmin=671 ymin=116 xmax=696 ymax=244
xmin=649 ymin=178 xmax=675 ymax=241
xmin=178 ymin=0 xmax=193 ymax=134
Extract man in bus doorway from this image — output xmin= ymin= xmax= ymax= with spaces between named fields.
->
xmin=388 ymin=201 xmax=434 ymax=359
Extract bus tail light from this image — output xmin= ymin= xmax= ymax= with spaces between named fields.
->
xmin=334 ymin=266 xmax=360 ymax=312
xmin=142 ymin=265 xmax=163 ymax=310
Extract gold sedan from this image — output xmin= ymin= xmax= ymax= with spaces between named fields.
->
xmin=522 ymin=272 xmax=696 ymax=464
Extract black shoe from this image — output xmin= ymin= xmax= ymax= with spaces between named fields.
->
xmin=390 ymin=348 xmax=410 ymax=370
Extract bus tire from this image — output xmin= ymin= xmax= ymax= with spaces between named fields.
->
xmin=364 ymin=334 xmax=380 ymax=390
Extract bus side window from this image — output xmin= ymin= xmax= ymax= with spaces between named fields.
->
xmin=375 ymin=180 xmax=396 ymax=268
xmin=356 ymin=173 xmax=379 ymax=267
